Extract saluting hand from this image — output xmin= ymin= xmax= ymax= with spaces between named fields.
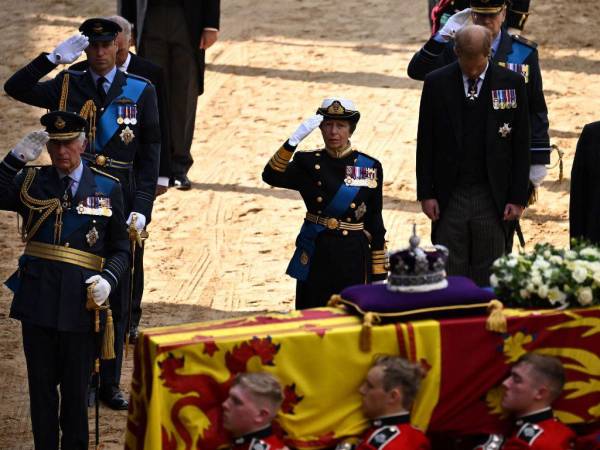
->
xmin=438 ymin=8 xmax=472 ymax=41
xmin=10 ymin=130 xmax=49 ymax=162
xmin=47 ymin=33 xmax=89 ymax=65
xmin=288 ymin=114 xmax=324 ymax=147
xmin=85 ymin=275 xmax=111 ymax=306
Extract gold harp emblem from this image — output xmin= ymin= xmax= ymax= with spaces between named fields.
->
xmin=92 ymin=23 xmax=103 ymax=33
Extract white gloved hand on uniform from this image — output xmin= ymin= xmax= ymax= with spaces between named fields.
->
xmin=288 ymin=114 xmax=324 ymax=147
xmin=438 ymin=8 xmax=472 ymax=41
xmin=10 ymin=130 xmax=49 ymax=162
xmin=47 ymin=34 xmax=89 ymax=65
xmin=126 ymin=211 xmax=146 ymax=231
xmin=529 ymin=164 xmax=548 ymax=187
xmin=85 ymin=275 xmax=111 ymax=306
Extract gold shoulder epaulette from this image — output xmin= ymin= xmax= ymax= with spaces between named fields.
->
xmin=512 ymin=34 xmax=538 ymax=49
xmin=90 ymin=166 xmax=120 ymax=182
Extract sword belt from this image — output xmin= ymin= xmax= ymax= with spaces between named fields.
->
xmin=24 ymin=241 xmax=105 ymax=271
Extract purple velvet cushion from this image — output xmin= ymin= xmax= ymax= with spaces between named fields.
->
xmin=339 ymin=276 xmax=496 ymax=316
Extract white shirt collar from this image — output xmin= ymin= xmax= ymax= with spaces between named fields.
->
xmin=57 ymin=161 xmax=84 ymax=183
xmin=89 ymin=65 xmax=118 ymax=87
xmin=119 ymin=52 xmax=132 ymax=72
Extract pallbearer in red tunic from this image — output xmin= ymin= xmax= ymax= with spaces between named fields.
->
xmin=223 ymin=372 xmax=289 ymax=450
xmin=338 ymin=356 xmax=430 ymax=450
xmin=476 ymin=353 xmax=575 ymax=450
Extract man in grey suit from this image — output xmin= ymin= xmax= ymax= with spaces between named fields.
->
xmin=119 ymin=0 xmax=220 ymax=190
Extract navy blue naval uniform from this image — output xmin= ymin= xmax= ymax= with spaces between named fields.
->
xmin=407 ymin=28 xmax=551 ymax=166
xmin=263 ymin=140 xmax=387 ymax=309
xmin=0 ymin=151 xmax=129 ymax=449
xmin=4 ymin=53 xmax=161 ymax=393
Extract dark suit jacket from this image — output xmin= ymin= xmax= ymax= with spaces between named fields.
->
xmin=119 ymin=0 xmax=220 ymax=95
xmin=408 ymin=29 xmax=549 ymax=164
xmin=416 ymin=62 xmax=531 ymax=218
xmin=4 ymin=54 xmax=160 ymax=219
xmin=0 ymin=152 xmax=130 ymax=332
xmin=570 ymin=122 xmax=600 ymax=244
xmin=71 ymin=53 xmax=171 ymax=178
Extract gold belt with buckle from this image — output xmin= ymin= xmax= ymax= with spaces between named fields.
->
xmin=305 ymin=213 xmax=364 ymax=231
xmin=24 ymin=241 xmax=105 ymax=271
xmin=82 ymin=153 xmax=133 ymax=169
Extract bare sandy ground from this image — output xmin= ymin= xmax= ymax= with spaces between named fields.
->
xmin=0 ymin=0 xmax=598 ymax=447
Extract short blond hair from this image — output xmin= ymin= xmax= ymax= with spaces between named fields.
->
xmin=233 ymin=372 xmax=284 ymax=412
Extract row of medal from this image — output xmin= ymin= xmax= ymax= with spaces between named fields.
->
xmin=492 ymin=89 xmax=517 ymax=110
xmin=499 ymin=62 xmax=530 ymax=83
xmin=116 ymin=105 xmax=138 ymax=125
xmin=344 ymin=166 xmax=378 ymax=188
xmin=76 ymin=195 xmax=113 ymax=217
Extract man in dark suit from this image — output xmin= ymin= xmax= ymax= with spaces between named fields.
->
xmin=410 ymin=0 xmax=549 ymax=196
xmin=416 ymin=25 xmax=530 ymax=286
xmin=4 ymin=17 xmax=161 ymax=410
xmin=0 ymin=111 xmax=130 ymax=449
xmin=569 ymin=122 xmax=600 ymax=245
xmin=119 ymin=0 xmax=221 ymax=190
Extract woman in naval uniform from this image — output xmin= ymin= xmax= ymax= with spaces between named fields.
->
xmin=262 ymin=97 xmax=387 ymax=309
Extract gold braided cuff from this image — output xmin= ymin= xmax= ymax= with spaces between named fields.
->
xmin=371 ymin=249 xmax=388 ymax=275
xmin=268 ymin=146 xmax=294 ymax=172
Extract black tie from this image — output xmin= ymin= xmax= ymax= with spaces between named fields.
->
xmin=96 ymin=76 xmax=107 ymax=104
xmin=61 ymin=176 xmax=73 ymax=206
xmin=467 ymin=77 xmax=479 ymax=101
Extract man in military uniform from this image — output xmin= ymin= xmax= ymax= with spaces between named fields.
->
xmin=475 ymin=353 xmax=575 ymax=449
xmin=430 ymin=0 xmax=531 ymax=35
xmin=340 ymin=356 xmax=429 ymax=450
xmin=409 ymin=0 xmax=550 ymax=202
xmin=222 ymin=372 xmax=288 ymax=450
xmin=4 ymin=17 xmax=160 ymax=410
xmin=262 ymin=98 xmax=387 ymax=309
xmin=0 ymin=111 xmax=129 ymax=449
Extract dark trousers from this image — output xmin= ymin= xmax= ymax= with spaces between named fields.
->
xmin=130 ymin=244 xmax=144 ymax=329
xmin=22 ymin=322 xmax=94 ymax=450
xmin=433 ymin=184 xmax=506 ymax=286
xmin=140 ymin=2 xmax=200 ymax=176
xmin=296 ymin=232 xmax=370 ymax=309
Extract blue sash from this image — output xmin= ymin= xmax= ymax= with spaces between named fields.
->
xmin=95 ymin=77 xmax=146 ymax=151
xmin=507 ymin=41 xmax=533 ymax=64
xmin=286 ymin=153 xmax=375 ymax=281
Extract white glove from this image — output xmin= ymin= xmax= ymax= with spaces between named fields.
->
xmin=85 ymin=275 xmax=111 ymax=306
xmin=10 ymin=130 xmax=49 ymax=162
xmin=438 ymin=8 xmax=472 ymax=41
xmin=47 ymin=33 xmax=89 ymax=65
xmin=529 ymin=164 xmax=548 ymax=187
xmin=126 ymin=211 xmax=146 ymax=231
xmin=288 ymin=114 xmax=324 ymax=146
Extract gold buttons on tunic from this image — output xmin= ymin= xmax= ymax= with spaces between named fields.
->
xmin=350 ymin=203 xmax=356 ymax=209
xmin=317 ymin=210 xmax=322 ymax=214
xmin=317 ymin=181 xmax=322 ymax=187
xmin=316 ymin=196 xmax=323 ymax=203
xmin=64 ymin=242 xmax=70 ymax=247
xmin=315 ymin=164 xmax=321 ymax=170
xmin=315 ymin=152 xmax=321 ymax=157
xmin=346 ymin=217 xmax=352 ymax=222
xmin=342 ymin=230 xmax=348 ymax=236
